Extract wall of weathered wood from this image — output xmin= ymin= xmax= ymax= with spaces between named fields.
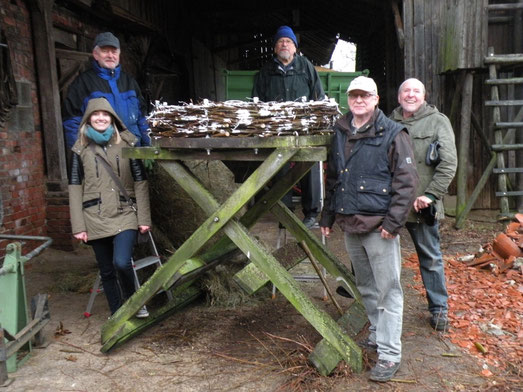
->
xmin=403 ymin=0 xmax=488 ymax=108
xmin=403 ymin=0 xmax=497 ymax=210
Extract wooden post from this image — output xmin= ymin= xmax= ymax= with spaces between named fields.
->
xmin=27 ymin=0 xmax=68 ymax=183
xmin=456 ymin=72 xmax=474 ymax=217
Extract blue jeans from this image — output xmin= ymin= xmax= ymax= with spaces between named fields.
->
xmin=344 ymin=231 xmax=403 ymax=363
xmin=406 ymin=222 xmax=448 ymax=315
xmin=90 ymin=229 xmax=137 ymax=314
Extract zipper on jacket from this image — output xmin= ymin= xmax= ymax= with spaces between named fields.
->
xmin=97 ymin=192 xmax=102 ymax=214
xmin=95 ymin=156 xmax=99 ymax=178
xmin=116 ymin=155 xmax=120 ymax=176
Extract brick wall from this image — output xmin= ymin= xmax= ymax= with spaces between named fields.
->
xmin=0 ymin=0 xmax=74 ymax=256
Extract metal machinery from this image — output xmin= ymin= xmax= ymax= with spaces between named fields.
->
xmin=0 ymin=235 xmax=52 ymax=386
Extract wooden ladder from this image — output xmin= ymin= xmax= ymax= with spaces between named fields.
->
xmin=454 ymin=2 xmax=523 ymax=227
xmin=484 ymin=48 xmax=523 ymax=217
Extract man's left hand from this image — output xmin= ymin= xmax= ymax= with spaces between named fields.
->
xmin=413 ymin=195 xmax=433 ymax=212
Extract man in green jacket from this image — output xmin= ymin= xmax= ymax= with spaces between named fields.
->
xmin=391 ymin=78 xmax=458 ymax=331
xmin=252 ymin=26 xmax=325 ymax=228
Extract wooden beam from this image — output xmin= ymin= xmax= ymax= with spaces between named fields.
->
xmin=456 ymin=72 xmax=473 ymax=217
xmin=27 ymin=0 xmax=68 ymax=182
xmin=487 ymin=3 xmax=523 ymax=10
xmin=122 ymin=146 xmax=327 ymax=162
xmin=485 ymin=100 xmax=523 ymax=106
xmin=484 ymin=54 xmax=523 ymax=64
xmin=391 ymin=0 xmax=404 ymax=50
xmin=486 ymin=77 xmax=523 ymax=85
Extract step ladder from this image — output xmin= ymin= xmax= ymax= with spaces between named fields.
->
xmin=83 ymin=231 xmax=170 ymax=317
xmin=484 ymin=47 xmax=523 ymax=217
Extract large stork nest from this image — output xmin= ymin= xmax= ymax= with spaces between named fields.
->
xmin=147 ymin=99 xmax=340 ymax=138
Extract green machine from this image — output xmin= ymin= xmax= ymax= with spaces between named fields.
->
xmin=0 ymin=236 xmax=52 ymax=386
xmin=223 ymin=69 xmax=370 ymax=113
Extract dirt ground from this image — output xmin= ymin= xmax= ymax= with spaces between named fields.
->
xmin=3 ymin=210 xmax=521 ymax=391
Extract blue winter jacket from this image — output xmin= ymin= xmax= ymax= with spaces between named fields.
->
xmin=63 ymin=60 xmax=150 ymax=148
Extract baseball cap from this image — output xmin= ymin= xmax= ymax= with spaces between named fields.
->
xmin=347 ymin=76 xmax=378 ymax=95
xmin=93 ymin=32 xmax=120 ymax=49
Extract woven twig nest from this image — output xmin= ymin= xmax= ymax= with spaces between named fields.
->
xmin=148 ymin=98 xmax=340 ymax=138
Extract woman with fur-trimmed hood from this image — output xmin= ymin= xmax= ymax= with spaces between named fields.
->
xmin=68 ymin=97 xmax=151 ymax=318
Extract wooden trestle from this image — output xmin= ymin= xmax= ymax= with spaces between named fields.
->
xmin=101 ymin=135 xmax=366 ymax=374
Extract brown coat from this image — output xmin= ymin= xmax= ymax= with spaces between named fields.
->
xmin=68 ymin=98 xmax=151 ymax=240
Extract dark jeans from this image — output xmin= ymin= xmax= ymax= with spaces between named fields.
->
xmin=277 ymin=162 xmax=321 ymax=218
xmin=90 ymin=229 xmax=137 ymax=314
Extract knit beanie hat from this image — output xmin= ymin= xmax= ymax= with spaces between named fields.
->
xmin=273 ymin=26 xmax=298 ymax=47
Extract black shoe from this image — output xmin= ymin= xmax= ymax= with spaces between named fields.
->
xmin=369 ymin=359 xmax=400 ymax=382
xmin=302 ymin=216 xmax=316 ymax=229
xmin=336 ymin=285 xmax=353 ymax=298
xmin=358 ymin=338 xmax=378 ymax=351
xmin=430 ymin=313 xmax=449 ymax=331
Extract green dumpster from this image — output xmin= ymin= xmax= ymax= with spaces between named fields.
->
xmin=224 ymin=69 xmax=370 ymax=114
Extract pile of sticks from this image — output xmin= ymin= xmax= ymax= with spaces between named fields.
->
xmin=147 ymin=99 xmax=340 ymax=138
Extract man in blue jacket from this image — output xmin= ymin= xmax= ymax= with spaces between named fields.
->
xmin=63 ymin=32 xmax=150 ymax=148
xmin=252 ymin=26 xmax=324 ymax=228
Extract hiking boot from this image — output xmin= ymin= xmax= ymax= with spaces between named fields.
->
xmin=430 ymin=313 xmax=449 ymax=331
xmin=135 ymin=306 xmax=149 ymax=318
xmin=302 ymin=216 xmax=317 ymax=229
xmin=358 ymin=338 xmax=378 ymax=351
xmin=369 ymin=359 xmax=400 ymax=382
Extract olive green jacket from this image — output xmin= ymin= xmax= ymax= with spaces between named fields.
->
xmin=68 ymin=98 xmax=151 ymax=240
xmin=390 ymin=102 xmax=457 ymax=222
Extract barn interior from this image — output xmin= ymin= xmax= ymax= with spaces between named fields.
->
xmin=53 ymin=0 xmax=404 ymax=114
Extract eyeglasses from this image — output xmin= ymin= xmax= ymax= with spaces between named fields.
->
xmin=348 ymin=92 xmax=375 ymax=99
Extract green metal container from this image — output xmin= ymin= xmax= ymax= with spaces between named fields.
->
xmin=224 ymin=68 xmax=370 ymax=114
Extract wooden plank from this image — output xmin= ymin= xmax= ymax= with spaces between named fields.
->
xmin=55 ymin=48 xmax=91 ymax=62
xmin=27 ymin=0 xmax=68 ymax=182
xmin=122 ymin=146 xmax=327 ymax=162
xmin=222 ymin=215 xmax=363 ymax=372
xmin=492 ymin=144 xmax=523 ymax=151
xmin=485 ymin=100 xmax=523 ymax=106
xmin=484 ymin=54 xmax=523 ymax=64
xmin=269 ymin=202 xmax=361 ymax=304
xmin=496 ymin=191 xmax=523 ymax=197
xmin=413 ymin=0 xmax=425 ymax=80
xmin=488 ymin=3 xmax=523 ymax=11
xmin=493 ymin=167 xmax=523 ymax=173
xmin=233 ymin=242 xmax=307 ymax=294
xmin=309 ymin=301 xmax=367 ymax=376
xmin=101 ymin=149 xmax=297 ymax=344
xmin=494 ymin=122 xmax=523 ymax=128
xmin=456 ymin=73 xmax=473 ymax=217
xmin=101 ymin=285 xmax=202 ymax=352
xmin=403 ymin=0 xmax=414 ymax=76
xmin=485 ymin=78 xmax=523 ymax=85
xmin=455 ymin=154 xmax=497 ymax=228
xmin=152 ymin=134 xmax=333 ymax=149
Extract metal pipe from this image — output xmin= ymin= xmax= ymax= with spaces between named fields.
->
xmin=0 ymin=235 xmax=53 ymax=261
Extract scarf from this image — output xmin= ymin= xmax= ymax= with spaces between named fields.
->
xmin=86 ymin=124 xmax=114 ymax=145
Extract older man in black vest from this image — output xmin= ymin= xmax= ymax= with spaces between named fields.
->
xmin=320 ymin=76 xmax=418 ymax=382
